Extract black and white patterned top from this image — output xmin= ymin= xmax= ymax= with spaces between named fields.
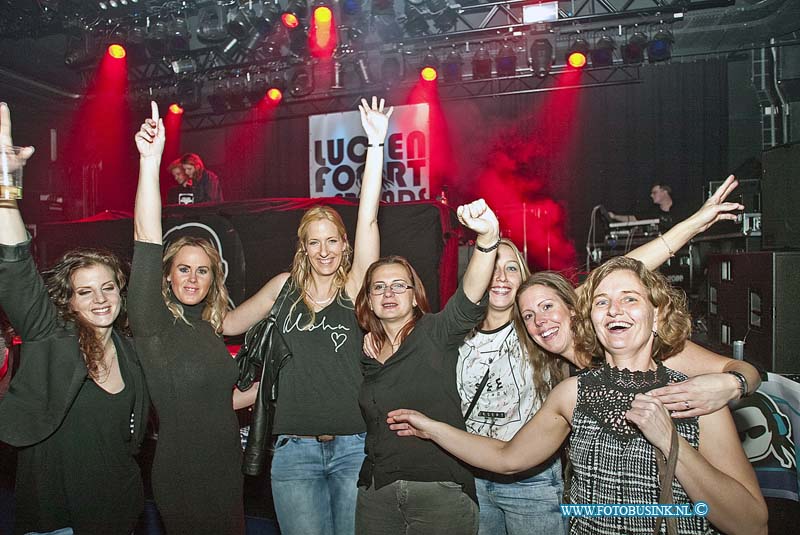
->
xmin=568 ymin=363 xmax=717 ymax=534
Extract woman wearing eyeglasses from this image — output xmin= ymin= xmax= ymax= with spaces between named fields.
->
xmin=352 ymin=199 xmax=499 ymax=535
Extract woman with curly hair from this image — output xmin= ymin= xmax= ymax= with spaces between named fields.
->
xmin=0 ymin=102 xmax=149 ymax=534
xmin=388 ymin=256 xmax=768 ymax=535
xmin=131 ymin=103 xmax=252 ymax=534
xmin=449 ymin=175 xmax=757 ymax=535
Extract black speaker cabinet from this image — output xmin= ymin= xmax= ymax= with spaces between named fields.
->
xmin=707 ymin=252 xmax=800 ymax=372
xmin=762 ymin=143 xmax=800 ymax=250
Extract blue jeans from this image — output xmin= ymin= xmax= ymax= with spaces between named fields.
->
xmin=271 ymin=433 xmax=366 ymax=535
xmin=476 ymin=456 xmax=567 ymax=535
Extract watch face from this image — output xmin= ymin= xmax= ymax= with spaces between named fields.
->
xmin=178 ymin=192 xmax=195 ymax=205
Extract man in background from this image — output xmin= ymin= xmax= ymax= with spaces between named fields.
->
xmin=180 ymin=153 xmax=224 ymax=204
xmin=609 ymin=182 xmax=684 ymax=230
xmin=166 ymin=158 xmax=194 ymax=205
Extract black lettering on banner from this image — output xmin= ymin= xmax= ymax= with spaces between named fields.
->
xmin=387 ymin=132 xmax=403 ymax=160
xmin=406 ymin=131 xmax=426 ymax=159
xmin=347 ymin=136 xmax=368 ymax=163
xmin=314 ymin=140 xmax=326 ymax=166
xmin=398 ymin=189 xmax=418 ymax=202
xmin=407 ymin=159 xmax=426 ymax=187
xmin=332 ymin=165 xmax=356 ymax=191
xmin=314 ymin=167 xmax=330 ymax=193
xmin=327 ymin=138 xmax=345 ymax=165
xmin=387 ymin=161 xmax=407 ymax=187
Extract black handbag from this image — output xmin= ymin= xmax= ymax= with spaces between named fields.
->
xmin=234 ymin=280 xmax=293 ymax=476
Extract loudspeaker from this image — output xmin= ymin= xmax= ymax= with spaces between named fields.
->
xmin=762 ymin=143 xmax=800 ymax=249
xmin=707 ymin=252 xmax=800 ymax=372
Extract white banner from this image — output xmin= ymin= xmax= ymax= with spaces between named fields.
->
xmin=309 ymin=103 xmax=430 ymax=202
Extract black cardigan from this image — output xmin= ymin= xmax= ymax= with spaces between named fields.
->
xmin=0 ymin=239 xmax=149 ymax=452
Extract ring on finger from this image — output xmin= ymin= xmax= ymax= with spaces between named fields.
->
xmin=683 ymin=400 xmax=690 ymax=410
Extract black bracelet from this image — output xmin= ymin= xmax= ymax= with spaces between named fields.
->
xmin=366 ymin=143 xmax=385 ymax=147
xmin=475 ymin=238 xmax=501 ymax=253
xmin=726 ymin=370 xmax=749 ymax=399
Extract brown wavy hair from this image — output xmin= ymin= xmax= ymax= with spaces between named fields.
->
xmin=161 ymin=236 xmax=229 ymax=334
xmin=355 ymin=256 xmax=430 ymax=350
xmin=289 ymin=205 xmax=353 ymax=325
xmin=574 ymin=256 xmax=690 ymax=365
xmin=43 ymin=249 xmax=129 ymax=379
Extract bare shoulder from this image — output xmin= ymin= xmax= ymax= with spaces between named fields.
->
xmin=545 ymin=376 xmax=579 ymax=423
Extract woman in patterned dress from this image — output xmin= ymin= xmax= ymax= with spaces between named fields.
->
xmin=387 ymin=256 xmax=767 ymax=535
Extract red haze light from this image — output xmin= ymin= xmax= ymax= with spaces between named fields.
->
xmin=168 ymin=103 xmax=184 ymax=115
xmin=266 ymin=88 xmax=283 ymax=103
xmin=281 ymin=13 xmax=300 ymax=29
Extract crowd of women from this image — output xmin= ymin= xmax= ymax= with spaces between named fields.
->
xmin=0 ymin=97 xmax=767 ymax=535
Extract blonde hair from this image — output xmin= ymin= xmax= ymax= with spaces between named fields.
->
xmin=289 ymin=206 xmax=353 ymax=325
xmin=574 ymin=256 xmax=690 ymax=365
xmin=161 ymin=236 xmax=229 ymax=333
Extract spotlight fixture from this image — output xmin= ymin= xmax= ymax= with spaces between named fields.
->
xmin=171 ymin=58 xmax=197 ymax=75
xmin=64 ymin=34 xmax=96 ymax=68
xmin=175 ymin=78 xmax=202 ymax=112
xmin=566 ymin=38 xmax=589 ymax=69
xmin=282 ymin=0 xmax=307 ymax=28
xmin=380 ymin=54 xmax=404 ymax=86
xmin=310 ymin=2 xmax=336 ymax=57
xmin=196 ymin=4 xmax=228 ymax=43
xmin=472 ymin=43 xmax=492 ymax=79
xmin=495 ymin=41 xmax=517 ymax=77
xmin=441 ymin=46 xmax=462 ymax=83
xmin=648 ymin=29 xmax=674 ymax=62
xmin=591 ymin=35 xmax=615 ymax=67
xmin=244 ymin=3 xmax=280 ymax=50
xmin=419 ymin=49 xmax=439 ymax=82
xmin=288 ymin=66 xmax=314 ymax=97
xmin=622 ymin=31 xmax=647 ymax=64
xmin=207 ymin=78 xmax=230 ymax=114
xmin=169 ymin=103 xmax=184 ymax=115
xmin=529 ymin=38 xmax=553 ymax=78
xmin=107 ymin=43 xmax=126 ymax=59
xmin=169 ymin=16 xmax=190 ymax=52
xmin=145 ymin=19 xmax=168 ymax=56
xmin=266 ymin=87 xmax=283 ymax=104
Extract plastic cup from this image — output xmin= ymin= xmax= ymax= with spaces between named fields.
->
xmin=0 ymin=146 xmax=24 ymax=200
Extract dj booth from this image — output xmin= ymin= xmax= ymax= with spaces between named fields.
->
xmin=31 ymin=198 xmax=461 ymax=312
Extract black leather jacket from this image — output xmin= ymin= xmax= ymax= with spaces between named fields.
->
xmin=236 ymin=282 xmax=293 ymax=476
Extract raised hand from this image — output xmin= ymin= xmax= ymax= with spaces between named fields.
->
xmin=625 ymin=393 xmax=675 ymax=456
xmin=687 ymin=174 xmax=743 ymax=234
xmin=358 ymin=96 xmax=393 ymax=144
xmin=134 ymin=101 xmax=165 ymax=159
xmin=387 ymin=408 xmax=436 ymax=439
xmin=0 ymin=103 xmax=35 ymax=172
xmin=457 ymin=199 xmax=500 ymax=245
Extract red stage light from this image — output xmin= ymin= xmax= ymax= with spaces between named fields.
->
xmin=313 ymin=6 xmax=332 ymax=23
xmin=266 ymin=88 xmax=283 ymax=103
xmin=420 ymin=66 xmax=438 ymax=82
xmin=107 ymin=44 xmax=126 ymax=59
xmin=309 ymin=5 xmax=335 ymax=57
xmin=281 ymin=12 xmax=300 ymax=29
xmin=169 ymin=103 xmax=184 ymax=115
xmin=567 ymin=51 xmax=587 ymax=69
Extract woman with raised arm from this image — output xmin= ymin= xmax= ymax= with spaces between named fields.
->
xmin=221 ymin=97 xmax=392 ymax=535
xmin=389 ymin=256 xmax=768 ymax=535
xmin=442 ymin=175 xmax=752 ymax=535
xmin=0 ymin=102 xmax=149 ymax=534
xmin=353 ymin=199 xmax=500 ymax=535
xmin=130 ymin=102 xmax=249 ymax=533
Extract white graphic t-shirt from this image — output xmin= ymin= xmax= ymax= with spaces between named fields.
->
xmin=456 ymin=322 xmax=543 ymax=441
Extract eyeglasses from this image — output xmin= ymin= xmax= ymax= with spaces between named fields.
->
xmin=370 ymin=282 xmax=414 ymax=295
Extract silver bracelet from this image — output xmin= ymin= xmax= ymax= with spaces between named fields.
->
xmin=726 ymin=370 xmax=749 ymax=399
